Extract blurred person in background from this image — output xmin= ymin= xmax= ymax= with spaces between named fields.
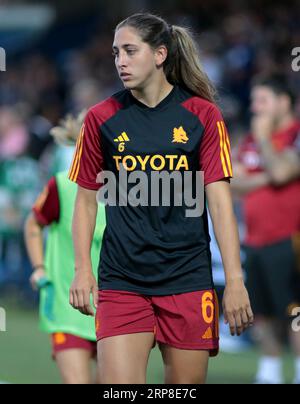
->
xmin=24 ymin=113 xmax=106 ymax=384
xmin=0 ymin=105 xmax=41 ymax=287
xmin=0 ymin=106 xmax=29 ymax=159
xmin=232 ymin=74 xmax=300 ymax=384
xmin=69 ymin=79 xmax=103 ymax=115
xmin=26 ymin=92 xmax=63 ymax=162
xmin=47 ymin=79 xmax=103 ymax=176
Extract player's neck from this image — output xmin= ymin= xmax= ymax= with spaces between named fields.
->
xmin=275 ymin=113 xmax=295 ymax=132
xmin=131 ymin=77 xmax=173 ymax=108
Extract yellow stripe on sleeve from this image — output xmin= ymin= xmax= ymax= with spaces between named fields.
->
xmin=71 ymin=127 xmax=85 ymax=182
xmin=68 ymin=124 xmax=85 ymax=181
xmin=217 ymin=121 xmax=229 ymax=177
xmin=68 ymin=132 xmax=81 ymax=180
xmin=221 ymin=121 xmax=233 ymax=177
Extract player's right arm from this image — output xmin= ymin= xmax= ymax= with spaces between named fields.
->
xmin=69 ymin=186 xmax=99 ymax=317
xmin=24 ymin=213 xmax=46 ymax=290
xmin=24 ymin=177 xmax=60 ymax=290
xmin=68 ymin=107 xmax=105 ymax=316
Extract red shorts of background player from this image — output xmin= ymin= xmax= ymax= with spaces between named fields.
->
xmin=96 ymin=289 xmax=219 ymax=356
xmin=51 ymin=333 xmax=97 ymax=360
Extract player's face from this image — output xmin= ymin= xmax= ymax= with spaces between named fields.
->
xmin=113 ymin=27 xmax=158 ymax=90
xmin=250 ymin=86 xmax=280 ymax=118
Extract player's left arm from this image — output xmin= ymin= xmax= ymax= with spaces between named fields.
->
xmin=206 ymin=180 xmax=253 ymax=336
xmin=252 ymin=115 xmax=300 ymax=185
xmin=199 ymin=104 xmax=253 ymax=335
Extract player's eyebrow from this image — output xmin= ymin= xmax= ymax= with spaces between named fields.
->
xmin=112 ymin=44 xmax=138 ymax=51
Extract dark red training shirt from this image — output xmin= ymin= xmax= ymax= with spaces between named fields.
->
xmin=238 ymin=121 xmax=300 ymax=247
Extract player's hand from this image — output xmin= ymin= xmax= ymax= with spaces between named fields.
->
xmin=69 ymin=270 xmax=98 ymax=317
xmin=251 ymin=114 xmax=275 ymax=143
xmin=222 ymin=278 xmax=254 ymax=336
xmin=30 ymin=268 xmax=47 ymax=291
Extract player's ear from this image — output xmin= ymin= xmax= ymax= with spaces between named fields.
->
xmin=154 ymin=45 xmax=168 ymax=67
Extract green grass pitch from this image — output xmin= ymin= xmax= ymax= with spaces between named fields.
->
xmin=0 ymin=302 xmax=295 ymax=384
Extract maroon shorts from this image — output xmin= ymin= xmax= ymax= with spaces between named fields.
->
xmin=51 ymin=333 xmax=97 ymax=359
xmin=96 ymin=289 xmax=219 ymax=356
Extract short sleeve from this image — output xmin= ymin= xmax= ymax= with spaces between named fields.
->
xmin=32 ymin=177 xmax=60 ymax=226
xmin=199 ymin=104 xmax=233 ymax=186
xmin=68 ymin=108 xmax=104 ymax=190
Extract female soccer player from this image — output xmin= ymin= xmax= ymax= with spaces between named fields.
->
xmin=24 ymin=114 xmax=106 ymax=384
xmin=69 ymin=13 xmax=253 ymax=384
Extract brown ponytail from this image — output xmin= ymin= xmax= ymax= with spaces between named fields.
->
xmin=167 ymin=26 xmax=216 ymax=102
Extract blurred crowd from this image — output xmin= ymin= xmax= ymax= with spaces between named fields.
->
xmin=0 ymin=0 xmax=299 ymax=291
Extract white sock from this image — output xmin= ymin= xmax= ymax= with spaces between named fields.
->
xmin=256 ymin=356 xmax=283 ymax=384
xmin=294 ymin=358 xmax=300 ymax=383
